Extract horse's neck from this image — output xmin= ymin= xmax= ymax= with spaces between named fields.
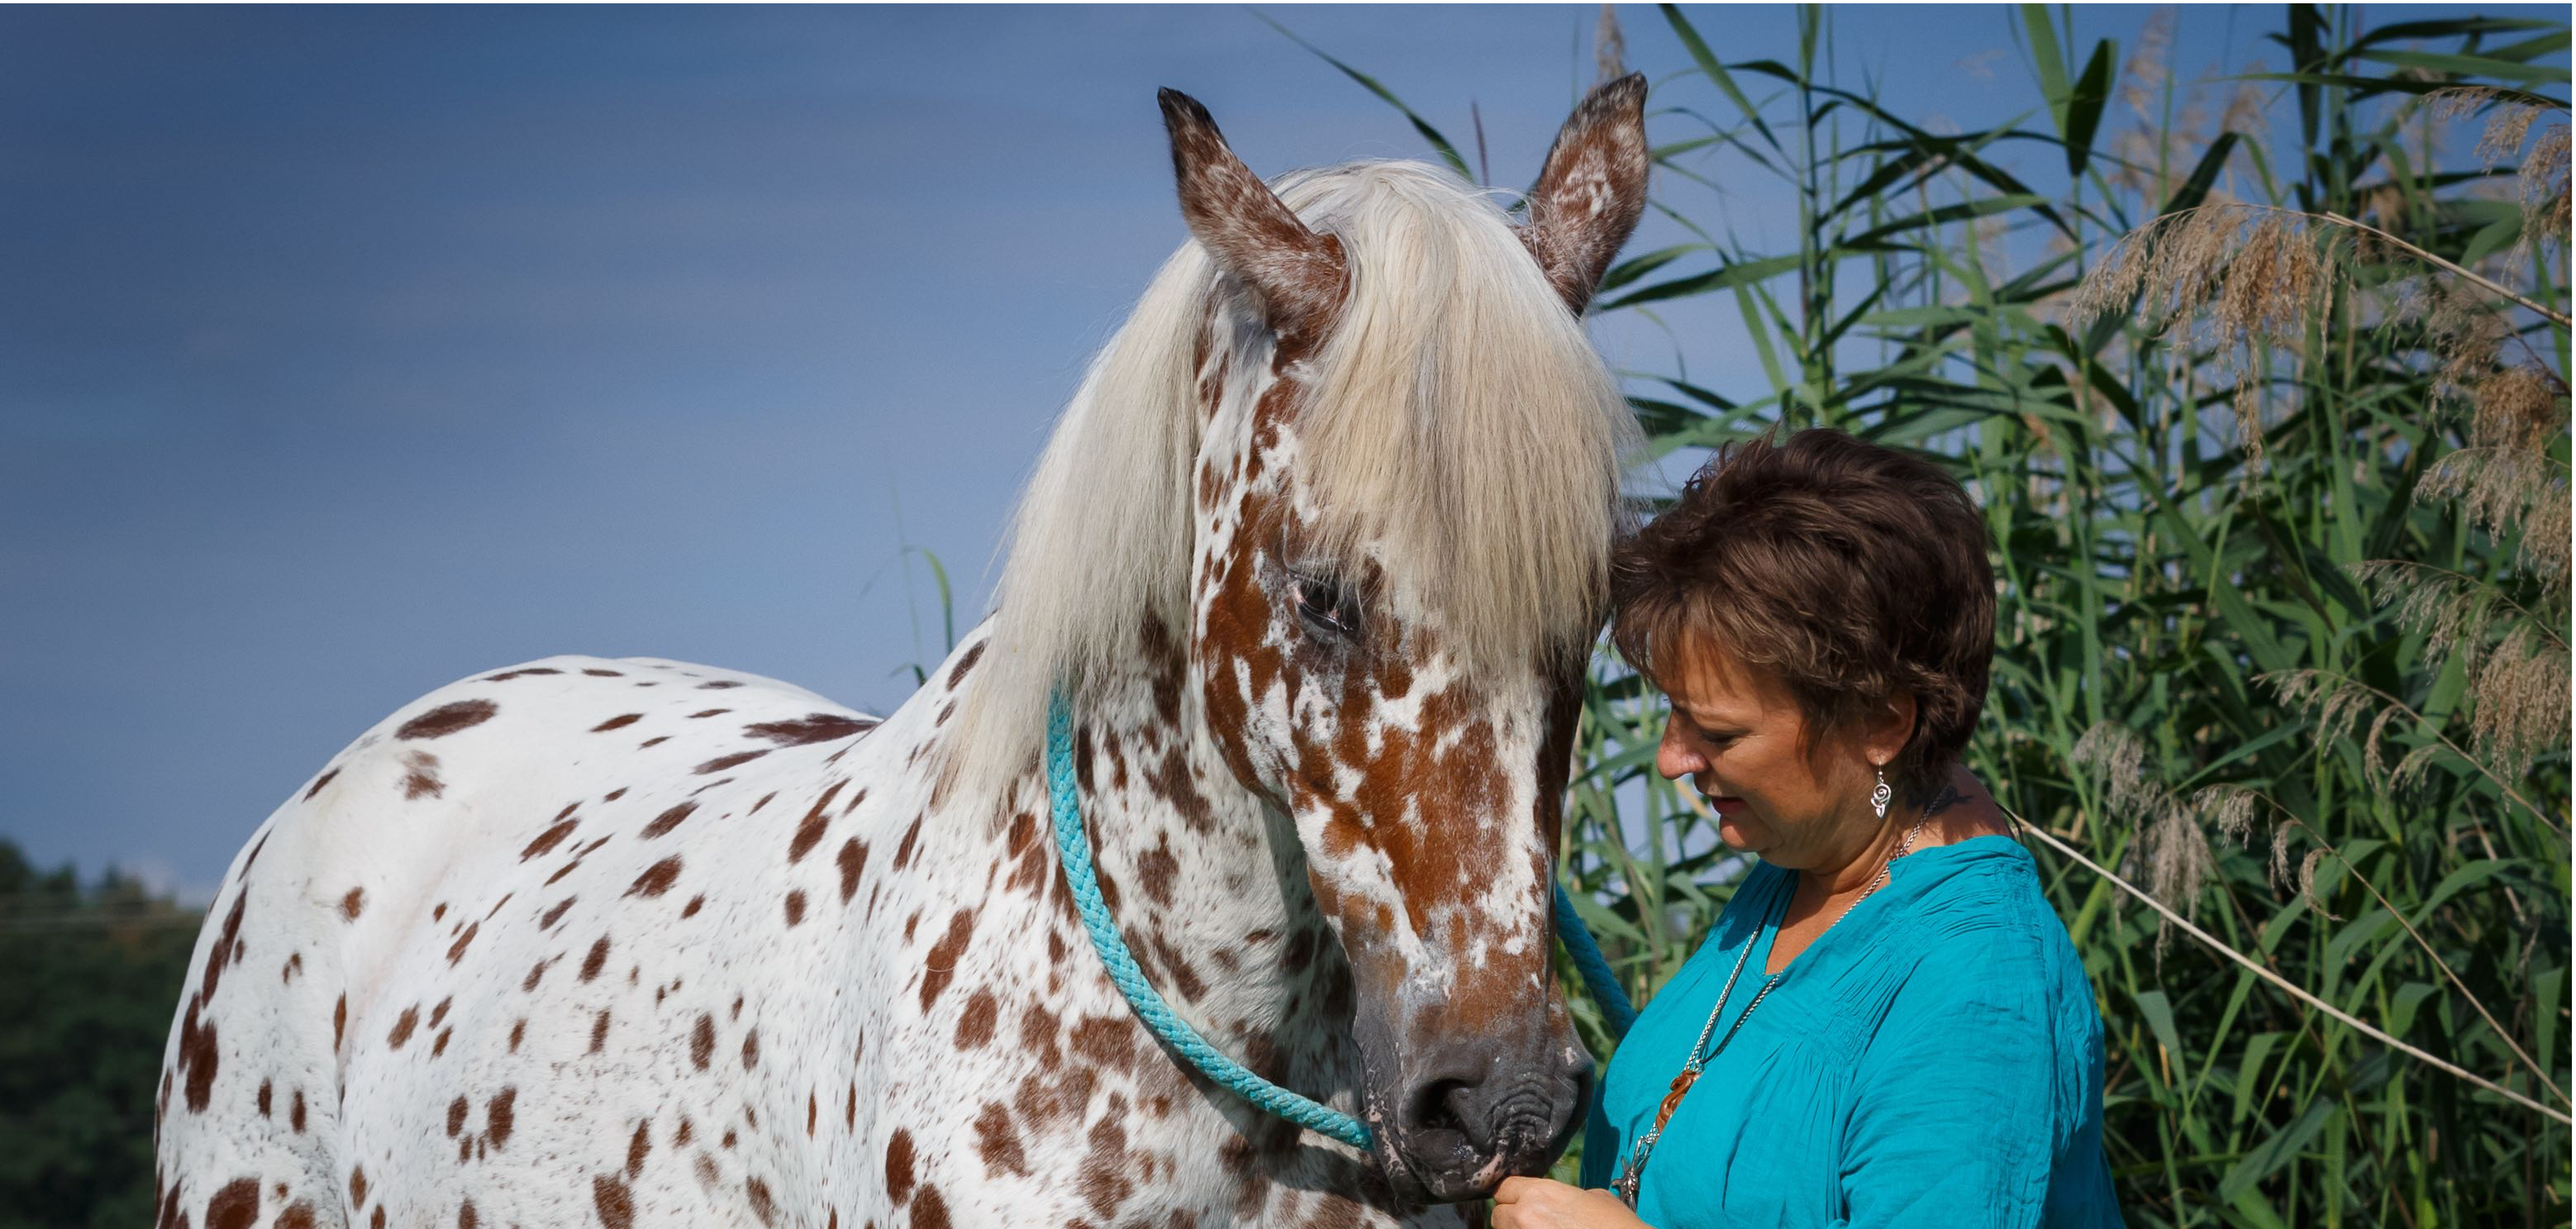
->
xmin=898 ymin=626 xmax=1409 ymax=1220
xmin=1045 ymin=624 xmax=1347 ymax=1052
xmin=907 ymin=619 xmax=1345 ymax=1057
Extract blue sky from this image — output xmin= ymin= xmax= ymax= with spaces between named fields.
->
xmin=2 ymin=4 xmax=2556 ymax=900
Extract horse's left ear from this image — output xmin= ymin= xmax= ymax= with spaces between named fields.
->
xmin=1519 ymin=73 xmax=1650 ymax=314
xmin=1159 ymin=88 xmax=1350 ymax=345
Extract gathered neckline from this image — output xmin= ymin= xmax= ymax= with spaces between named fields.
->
xmin=1886 ymin=831 xmax=2029 ymax=874
xmin=1743 ymin=833 xmax=2031 ymax=978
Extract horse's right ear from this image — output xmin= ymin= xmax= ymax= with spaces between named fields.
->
xmin=1519 ymin=73 xmax=1650 ymax=314
xmin=1159 ymin=88 xmax=1350 ymax=345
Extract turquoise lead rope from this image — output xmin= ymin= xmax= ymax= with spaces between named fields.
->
xmin=1553 ymin=875 xmax=1640 ymax=1040
xmin=1046 ymin=692 xmax=1637 ymax=1152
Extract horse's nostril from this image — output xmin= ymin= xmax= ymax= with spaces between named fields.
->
xmin=1410 ymin=1078 xmax=1471 ymax=1135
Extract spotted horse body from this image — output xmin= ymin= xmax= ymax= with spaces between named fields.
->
xmin=156 ymin=79 xmax=1652 ymax=1229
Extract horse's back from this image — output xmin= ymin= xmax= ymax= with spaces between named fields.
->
xmin=155 ymin=655 xmax=887 ymax=1229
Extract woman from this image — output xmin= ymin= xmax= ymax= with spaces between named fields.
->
xmin=1494 ymin=430 xmax=2121 ymax=1227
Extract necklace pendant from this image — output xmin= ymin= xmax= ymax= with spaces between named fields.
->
xmin=1652 ymin=1069 xmax=1698 ymax=1132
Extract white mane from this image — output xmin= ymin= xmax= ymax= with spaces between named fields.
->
xmin=946 ymin=160 xmax=1640 ymax=803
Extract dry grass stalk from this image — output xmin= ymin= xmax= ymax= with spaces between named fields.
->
xmin=2184 ymin=783 xmax=2571 ymax=1106
xmin=2014 ymin=819 xmax=2573 ymax=1125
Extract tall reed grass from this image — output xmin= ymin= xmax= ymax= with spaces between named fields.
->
xmin=1308 ymin=4 xmax=2569 ymax=1222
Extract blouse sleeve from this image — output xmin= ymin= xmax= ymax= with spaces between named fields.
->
xmin=1829 ymin=946 xmax=2069 ymax=1227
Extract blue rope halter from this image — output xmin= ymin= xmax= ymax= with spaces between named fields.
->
xmin=1045 ymin=691 xmax=1638 ymax=1151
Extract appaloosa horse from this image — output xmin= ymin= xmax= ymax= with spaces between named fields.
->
xmin=155 ymin=77 xmax=1650 ymax=1229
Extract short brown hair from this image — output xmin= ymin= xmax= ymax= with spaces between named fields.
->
xmin=1608 ymin=429 xmax=1994 ymax=803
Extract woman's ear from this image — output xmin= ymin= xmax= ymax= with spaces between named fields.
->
xmin=1864 ymin=691 xmax=1918 ymax=769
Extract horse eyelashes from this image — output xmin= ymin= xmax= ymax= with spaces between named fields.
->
xmin=1291 ymin=575 xmax=1360 ymax=639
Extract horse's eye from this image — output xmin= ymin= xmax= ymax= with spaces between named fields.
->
xmin=1290 ymin=574 xmax=1359 ymax=639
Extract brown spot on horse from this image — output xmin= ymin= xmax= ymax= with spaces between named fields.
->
xmin=626 ymin=858 xmax=683 ymax=898
xmin=919 ymin=909 xmax=976 ymax=1011
xmin=398 ymin=699 xmax=498 ymax=739
xmin=745 ymin=712 xmax=879 ymax=745
xmin=640 ymin=803 xmax=695 ymax=839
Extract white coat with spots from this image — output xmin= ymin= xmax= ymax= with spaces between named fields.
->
xmin=155 ymin=79 xmax=1652 ymax=1229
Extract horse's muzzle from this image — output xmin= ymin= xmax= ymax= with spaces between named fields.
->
xmin=1369 ymin=1023 xmax=1594 ymax=1204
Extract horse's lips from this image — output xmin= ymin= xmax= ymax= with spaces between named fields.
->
xmin=1359 ymin=1079 xmax=1446 ymax=1206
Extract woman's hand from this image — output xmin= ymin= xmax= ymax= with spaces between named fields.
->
xmin=1490 ymin=1177 xmax=1649 ymax=1229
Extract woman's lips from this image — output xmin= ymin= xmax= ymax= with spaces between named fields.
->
xmin=1707 ymin=794 xmax=1748 ymax=816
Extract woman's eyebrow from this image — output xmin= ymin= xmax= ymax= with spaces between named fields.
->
xmin=1677 ymin=705 xmax=1748 ymax=731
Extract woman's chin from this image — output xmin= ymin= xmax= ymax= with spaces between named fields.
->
xmin=1716 ymin=815 xmax=1764 ymax=851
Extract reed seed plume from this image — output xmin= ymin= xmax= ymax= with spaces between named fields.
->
xmin=2260 ymin=671 xmax=2393 ymax=783
xmin=2295 ymin=850 xmax=2337 ymax=921
xmin=2424 ymin=86 xmax=2572 ymax=267
xmin=2192 ymin=784 xmax=2260 ymax=846
xmin=2348 ymin=560 xmax=2498 ymax=656
xmin=2343 ymin=556 xmax=2570 ymax=750
xmin=2117 ymin=9 xmax=2174 ymax=124
xmin=2217 ymin=74 xmax=2266 ymax=142
xmin=2074 ymin=731 xmax=2370 ymax=945
xmin=1593 ymin=4 xmax=1626 ymax=84
xmin=2069 ymin=204 xmax=2342 ymax=476
xmin=2190 ymin=784 xmax=2340 ymax=917
xmin=2073 ymin=723 xmax=2209 ymax=952
xmin=2388 ymin=272 xmax=2512 ymax=403
xmin=2469 ymin=624 xmax=2569 ymax=780
xmin=2418 ymin=439 xmax=2570 ymax=589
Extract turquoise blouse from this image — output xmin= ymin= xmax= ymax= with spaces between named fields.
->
xmin=1578 ymin=836 xmax=2122 ymax=1227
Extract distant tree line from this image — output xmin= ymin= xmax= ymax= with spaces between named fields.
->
xmin=0 ymin=839 xmax=200 ymax=1229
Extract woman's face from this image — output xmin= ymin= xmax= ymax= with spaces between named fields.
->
xmin=1650 ymin=635 xmax=1901 ymax=869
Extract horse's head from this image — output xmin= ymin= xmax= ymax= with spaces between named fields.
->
xmin=1159 ymin=80 xmax=1649 ymax=1202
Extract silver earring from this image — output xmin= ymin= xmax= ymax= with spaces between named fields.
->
xmin=1869 ymin=765 xmax=1892 ymax=819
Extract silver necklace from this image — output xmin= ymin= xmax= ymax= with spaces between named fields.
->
xmin=1609 ymin=808 xmax=1933 ymax=1208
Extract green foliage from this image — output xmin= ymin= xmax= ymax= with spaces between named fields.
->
xmin=1314 ymin=3 xmax=2571 ymax=1221
xmin=0 ymin=841 xmax=202 ymax=1229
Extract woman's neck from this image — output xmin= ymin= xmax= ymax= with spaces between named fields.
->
xmin=1783 ymin=768 xmax=2009 ymax=910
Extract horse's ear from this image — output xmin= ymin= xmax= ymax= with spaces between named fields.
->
xmin=1159 ymin=88 xmax=1349 ymax=344
xmin=1519 ymin=73 xmax=1650 ymax=314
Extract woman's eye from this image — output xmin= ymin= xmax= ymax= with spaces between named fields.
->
xmin=1291 ymin=575 xmax=1359 ymax=637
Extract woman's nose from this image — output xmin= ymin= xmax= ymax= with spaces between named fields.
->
xmin=1655 ymin=717 xmax=1703 ymax=779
